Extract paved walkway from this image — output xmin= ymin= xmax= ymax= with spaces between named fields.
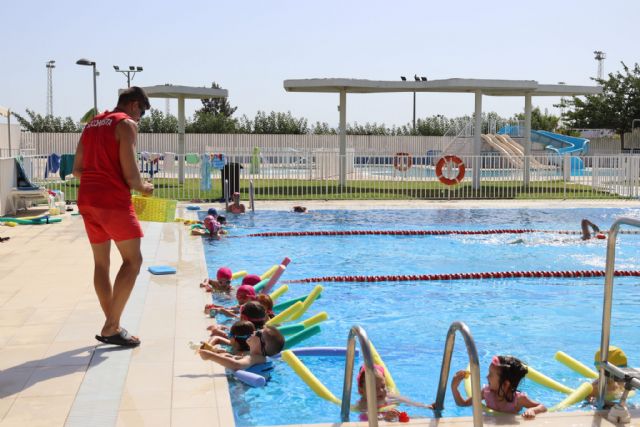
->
xmin=0 ymin=200 xmax=638 ymax=427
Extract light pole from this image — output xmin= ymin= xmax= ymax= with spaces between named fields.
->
xmin=76 ymin=58 xmax=97 ymax=115
xmin=113 ymin=65 xmax=143 ymax=88
xmin=401 ymin=75 xmax=427 ymax=131
xmin=46 ymin=60 xmax=55 ymax=116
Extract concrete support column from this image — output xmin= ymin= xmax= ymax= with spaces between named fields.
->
xmin=339 ymin=90 xmax=347 ymax=187
xmin=178 ymin=96 xmax=185 ymax=184
xmin=473 ymin=90 xmax=482 ymax=190
xmin=523 ymin=94 xmax=532 ymax=186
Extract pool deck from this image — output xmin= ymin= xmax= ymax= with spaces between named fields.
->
xmin=0 ymin=200 xmax=639 ymax=427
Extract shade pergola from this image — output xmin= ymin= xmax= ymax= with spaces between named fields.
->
xmin=132 ymin=84 xmax=228 ymax=183
xmin=284 ymin=78 xmax=602 ymax=188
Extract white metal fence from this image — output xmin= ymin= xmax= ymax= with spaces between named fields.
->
xmin=19 ymin=149 xmax=640 ymax=201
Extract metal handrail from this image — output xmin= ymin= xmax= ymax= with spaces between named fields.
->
xmin=434 ymin=321 xmax=483 ymax=427
xmin=340 ymin=325 xmax=378 ymax=426
xmin=596 ymin=217 xmax=640 ymax=408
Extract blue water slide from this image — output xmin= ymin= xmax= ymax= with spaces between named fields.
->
xmin=531 ymin=130 xmax=589 ymax=174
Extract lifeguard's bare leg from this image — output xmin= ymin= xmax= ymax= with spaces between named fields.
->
xmin=90 ymin=241 xmax=113 ymax=318
xmin=101 ymin=238 xmax=143 ymax=337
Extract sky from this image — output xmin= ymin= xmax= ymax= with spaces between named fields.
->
xmin=2 ymin=0 xmax=638 ymax=128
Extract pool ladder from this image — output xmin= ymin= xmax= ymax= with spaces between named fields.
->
xmin=596 ymin=217 xmax=640 ymax=422
xmin=340 ymin=322 xmax=483 ymax=426
xmin=434 ymin=321 xmax=484 ymax=427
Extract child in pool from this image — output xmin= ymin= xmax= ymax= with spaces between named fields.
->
xmin=257 ymin=294 xmax=275 ymax=319
xmin=199 ymin=326 xmax=285 ymax=370
xmin=200 ymin=267 xmax=233 ymax=293
xmin=589 ymin=346 xmax=629 ymax=405
xmin=227 ymin=192 xmax=246 ymax=214
xmin=204 ymin=281 xmax=257 ymax=315
xmin=206 ymin=320 xmax=255 ymax=355
xmin=356 ymin=364 xmax=433 ymax=422
xmin=451 ymin=355 xmax=546 ymax=419
xmin=208 ymin=300 xmax=267 ymax=338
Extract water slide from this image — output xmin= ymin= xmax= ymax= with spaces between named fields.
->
xmin=480 ymin=134 xmax=523 ymax=168
xmin=493 ymin=134 xmax=553 ymax=170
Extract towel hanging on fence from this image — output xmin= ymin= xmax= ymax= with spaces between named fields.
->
xmin=200 ymin=154 xmax=212 ymax=191
xmin=164 ymin=152 xmax=175 ymax=173
xmin=45 ymin=153 xmax=61 ymax=178
xmin=59 ymin=154 xmax=75 ymax=181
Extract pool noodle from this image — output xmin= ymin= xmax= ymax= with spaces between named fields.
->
xmin=231 ymin=270 xmax=247 ymax=280
xmin=253 ymin=278 xmax=270 ymax=293
xmin=261 ymin=264 xmax=286 ymax=294
xmin=260 ymin=264 xmax=279 ymax=280
xmin=271 ymin=346 xmax=359 ymax=358
xmin=266 ymin=301 xmax=303 ymax=326
xmin=283 ymin=324 xmax=321 ymax=350
xmin=287 ymin=285 xmax=323 ymax=321
xmin=281 ymin=256 xmax=292 ymax=266
xmin=273 ymin=292 xmax=322 ymax=312
xmin=554 ymin=351 xmax=598 ymax=379
xmin=277 ymin=312 xmax=328 ymax=336
xmin=234 ymin=369 xmax=266 ymax=387
xmin=281 ymin=350 xmax=341 ymax=404
xmin=269 ymin=285 xmax=289 ymax=302
xmin=463 ymin=367 xmax=495 ymax=414
xmin=549 ymin=382 xmax=593 ymax=411
xmin=369 ymin=342 xmax=398 ymax=394
xmin=525 ymin=365 xmax=574 ymax=395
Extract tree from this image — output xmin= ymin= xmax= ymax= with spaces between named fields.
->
xmin=240 ymin=111 xmax=309 ymax=134
xmin=12 ymin=109 xmax=82 ymax=132
xmin=138 ymin=109 xmax=179 ymax=133
xmin=186 ymin=113 xmax=238 ymax=133
xmin=514 ymin=107 xmax=559 ymax=132
xmin=196 ymin=82 xmax=237 ymax=118
xmin=560 ymin=62 xmax=640 ymax=149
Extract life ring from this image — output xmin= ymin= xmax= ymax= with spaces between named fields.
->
xmin=436 ymin=155 xmax=465 ymax=185
xmin=393 ymin=152 xmax=413 ymax=172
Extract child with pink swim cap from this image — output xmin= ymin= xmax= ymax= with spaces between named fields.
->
xmin=200 ymin=266 xmax=233 ymax=293
xmin=356 ymin=364 xmax=433 ymax=422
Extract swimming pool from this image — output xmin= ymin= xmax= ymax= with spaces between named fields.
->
xmin=202 ymin=207 xmax=640 ymax=426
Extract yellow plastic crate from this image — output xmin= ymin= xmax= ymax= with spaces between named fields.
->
xmin=132 ymin=196 xmax=177 ymax=222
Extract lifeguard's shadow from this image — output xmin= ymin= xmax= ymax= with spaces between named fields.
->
xmin=0 ymin=344 xmax=131 ymax=399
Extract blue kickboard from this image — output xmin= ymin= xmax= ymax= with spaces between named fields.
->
xmin=148 ymin=265 xmax=177 ymax=275
xmin=186 ymin=205 xmax=201 ymax=210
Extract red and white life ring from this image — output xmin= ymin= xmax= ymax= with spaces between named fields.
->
xmin=435 ymin=155 xmax=465 ymax=185
xmin=393 ymin=152 xmax=413 ymax=172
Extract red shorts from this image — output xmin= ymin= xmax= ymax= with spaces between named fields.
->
xmin=79 ymin=205 xmax=144 ymax=244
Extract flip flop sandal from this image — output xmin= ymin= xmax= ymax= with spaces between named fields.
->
xmin=95 ymin=328 xmax=140 ymax=347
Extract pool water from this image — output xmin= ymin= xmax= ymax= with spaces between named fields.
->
xmin=202 ymin=207 xmax=640 ymax=426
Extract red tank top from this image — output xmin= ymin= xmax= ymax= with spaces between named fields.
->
xmin=77 ymin=110 xmax=134 ymax=209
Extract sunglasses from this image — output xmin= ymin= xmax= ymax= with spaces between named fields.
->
xmin=228 ymin=331 xmax=251 ymax=340
xmin=254 ymin=330 xmax=267 ymax=357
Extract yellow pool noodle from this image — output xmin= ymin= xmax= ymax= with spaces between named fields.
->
xmin=266 ymin=301 xmax=303 ymax=326
xmin=369 ymin=342 xmax=398 ymax=395
xmin=269 ymin=285 xmax=289 ymax=302
xmin=554 ymin=351 xmax=598 ymax=379
xmin=549 ymin=382 xmax=593 ymax=412
xmin=525 ymin=365 xmax=573 ymax=395
xmin=281 ymin=350 xmax=341 ymax=405
xmin=287 ymin=285 xmax=323 ymax=321
xmin=231 ymin=270 xmax=248 ymax=280
xmin=260 ymin=264 xmax=279 ymax=280
xmin=301 ymin=311 xmax=328 ymax=328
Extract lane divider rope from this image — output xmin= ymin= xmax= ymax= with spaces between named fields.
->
xmin=283 ymin=270 xmax=640 ymax=284
xmin=232 ymin=229 xmax=640 ymax=238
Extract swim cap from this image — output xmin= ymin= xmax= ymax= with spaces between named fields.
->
xmin=357 ymin=364 xmax=385 ymax=386
xmin=216 ymin=267 xmax=232 ymax=281
xmin=233 ymin=192 xmax=240 ymax=197
xmin=207 ymin=208 xmax=218 ymax=217
xmin=596 ymin=233 xmax=606 ymax=239
xmin=242 ymin=274 xmax=262 ymax=287
xmin=236 ymin=284 xmax=256 ymax=300
xmin=594 ymin=346 xmax=627 ymax=367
